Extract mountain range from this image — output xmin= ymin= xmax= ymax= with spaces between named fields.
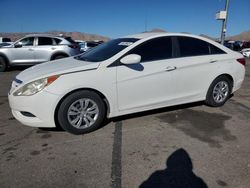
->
xmin=0 ymin=31 xmax=109 ymax=42
xmin=0 ymin=29 xmax=249 ymax=42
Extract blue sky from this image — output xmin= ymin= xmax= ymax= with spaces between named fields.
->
xmin=0 ymin=0 xmax=249 ymax=38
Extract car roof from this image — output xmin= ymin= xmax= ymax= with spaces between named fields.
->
xmin=24 ymin=34 xmax=61 ymax=38
xmin=124 ymin=32 xmax=210 ymax=40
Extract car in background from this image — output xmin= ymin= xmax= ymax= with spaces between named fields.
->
xmin=0 ymin=37 xmax=11 ymax=43
xmin=242 ymin=41 xmax=250 ymax=49
xmin=0 ymin=34 xmax=81 ymax=72
xmin=241 ymin=48 xmax=250 ymax=58
xmin=8 ymin=32 xmax=245 ymax=134
xmin=224 ymin=41 xmax=241 ymax=51
xmin=0 ymin=42 xmax=13 ymax=47
xmin=0 ymin=37 xmax=13 ymax=47
xmin=75 ymin=40 xmax=104 ymax=52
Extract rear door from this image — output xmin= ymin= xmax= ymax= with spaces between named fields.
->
xmin=33 ymin=37 xmax=55 ymax=63
xmin=172 ymin=36 xmax=227 ymax=101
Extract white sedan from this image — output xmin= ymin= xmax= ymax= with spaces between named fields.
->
xmin=8 ymin=33 xmax=246 ymax=134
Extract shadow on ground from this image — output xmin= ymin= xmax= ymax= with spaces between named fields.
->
xmin=139 ymin=148 xmax=208 ymax=188
xmin=7 ymin=65 xmax=32 ymax=72
xmin=40 ymin=102 xmax=204 ymax=133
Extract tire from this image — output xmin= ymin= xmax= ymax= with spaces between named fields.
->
xmin=0 ymin=57 xmax=7 ymax=72
xmin=57 ymin=90 xmax=106 ymax=134
xmin=205 ymin=75 xmax=232 ymax=107
xmin=53 ymin=55 xmax=67 ymax=60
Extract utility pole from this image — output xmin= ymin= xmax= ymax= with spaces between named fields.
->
xmin=220 ymin=0 xmax=230 ymax=45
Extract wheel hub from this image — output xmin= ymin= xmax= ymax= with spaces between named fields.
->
xmin=67 ymin=98 xmax=99 ymax=129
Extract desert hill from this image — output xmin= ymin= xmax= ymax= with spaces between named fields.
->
xmin=0 ymin=31 xmax=109 ymax=42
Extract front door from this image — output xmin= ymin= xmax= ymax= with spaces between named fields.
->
xmin=9 ymin=37 xmax=35 ymax=64
xmin=117 ymin=37 xmax=178 ymax=111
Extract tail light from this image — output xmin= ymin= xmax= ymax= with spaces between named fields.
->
xmin=236 ymin=58 xmax=246 ymax=66
xmin=68 ymin=44 xmax=79 ymax=49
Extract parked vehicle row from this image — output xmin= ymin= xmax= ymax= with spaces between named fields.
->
xmin=0 ymin=34 xmax=81 ymax=72
xmin=8 ymin=32 xmax=245 ymax=134
xmin=75 ymin=40 xmax=104 ymax=52
xmin=223 ymin=40 xmax=250 ymax=57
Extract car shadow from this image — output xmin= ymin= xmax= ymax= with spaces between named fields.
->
xmin=41 ymin=101 xmax=205 ymax=133
xmin=139 ymin=148 xmax=208 ymax=188
xmin=42 ymin=94 xmax=234 ymax=133
xmin=111 ymin=101 xmax=204 ymax=123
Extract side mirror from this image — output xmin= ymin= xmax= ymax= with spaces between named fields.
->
xmin=120 ymin=54 xmax=141 ymax=65
xmin=14 ymin=42 xmax=22 ymax=48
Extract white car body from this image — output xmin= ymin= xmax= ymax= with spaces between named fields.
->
xmin=8 ymin=33 xmax=245 ymax=128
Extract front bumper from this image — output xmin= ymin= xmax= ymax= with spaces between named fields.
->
xmin=8 ymin=90 xmax=60 ymax=128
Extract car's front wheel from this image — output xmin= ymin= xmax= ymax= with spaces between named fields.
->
xmin=57 ymin=90 xmax=106 ymax=134
xmin=205 ymin=75 xmax=232 ymax=107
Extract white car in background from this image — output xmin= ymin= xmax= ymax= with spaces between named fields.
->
xmin=8 ymin=33 xmax=245 ymax=134
xmin=241 ymin=48 xmax=250 ymax=58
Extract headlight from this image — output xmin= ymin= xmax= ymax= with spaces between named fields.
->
xmin=13 ymin=75 xmax=59 ymax=96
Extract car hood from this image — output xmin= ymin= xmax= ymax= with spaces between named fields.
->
xmin=15 ymin=57 xmax=100 ymax=83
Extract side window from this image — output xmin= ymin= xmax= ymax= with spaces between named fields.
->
xmin=178 ymin=37 xmax=210 ymax=57
xmin=19 ymin=37 xmax=34 ymax=46
xmin=38 ymin=37 xmax=53 ymax=46
xmin=128 ymin=37 xmax=172 ymax=62
xmin=54 ymin=38 xmax=62 ymax=45
xmin=209 ymin=44 xmax=226 ymax=54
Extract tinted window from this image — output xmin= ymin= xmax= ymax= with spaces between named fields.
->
xmin=2 ymin=38 xmax=11 ymax=42
xmin=87 ymin=42 xmax=99 ymax=48
xmin=128 ymin=37 xmax=172 ymax=62
xmin=38 ymin=37 xmax=53 ymax=45
xmin=64 ymin=37 xmax=76 ymax=44
xmin=178 ymin=37 xmax=210 ymax=57
xmin=76 ymin=38 xmax=138 ymax=62
xmin=54 ymin=38 xmax=62 ymax=45
xmin=210 ymin=44 xmax=226 ymax=54
xmin=19 ymin=37 xmax=34 ymax=46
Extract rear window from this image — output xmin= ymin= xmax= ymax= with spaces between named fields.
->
xmin=178 ymin=36 xmax=210 ymax=57
xmin=64 ymin=37 xmax=76 ymax=44
xmin=177 ymin=36 xmax=225 ymax=57
xmin=54 ymin=38 xmax=62 ymax=45
xmin=209 ymin=44 xmax=226 ymax=54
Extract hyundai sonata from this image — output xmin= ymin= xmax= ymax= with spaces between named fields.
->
xmin=8 ymin=33 xmax=246 ymax=134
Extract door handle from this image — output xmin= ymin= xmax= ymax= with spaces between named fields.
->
xmin=165 ymin=66 xmax=177 ymax=72
xmin=28 ymin=48 xmax=34 ymax=51
xmin=209 ymin=60 xmax=217 ymax=63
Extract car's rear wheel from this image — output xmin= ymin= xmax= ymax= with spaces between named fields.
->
xmin=54 ymin=55 xmax=67 ymax=60
xmin=52 ymin=54 xmax=68 ymax=60
xmin=205 ymin=75 xmax=232 ymax=107
xmin=0 ymin=57 xmax=7 ymax=72
xmin=57 ymin=90 xmax=106 ymax=134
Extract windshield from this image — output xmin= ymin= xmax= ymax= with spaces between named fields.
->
xmin=76 ymin=38 xmax=139 ymax=62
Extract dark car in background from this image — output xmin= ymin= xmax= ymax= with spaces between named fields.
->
xmin=75 ymin=40 xmax=104 ymax=52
